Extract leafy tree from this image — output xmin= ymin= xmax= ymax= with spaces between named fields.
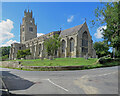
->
xmin=93 ymin=41 xmax=110 ymax=58
xmin=17 ymin=49 xmax=31 ymax=59
xmin=44 ymin=34 xmax=61 ymax=58
xmin=0 ymin=46 xmax=10 ymax=57
xmin=0 ymin=46 xmax=10 ymax=61
xmin=92 ymin=1 xmax=120 ymax=57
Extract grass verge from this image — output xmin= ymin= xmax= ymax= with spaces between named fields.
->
xmin=1 ymin=58 xmax=120 ymax=71
xmin=14 ymin=58 xmax=98 ymax=66
xmin=1 ymin=61 xmax=120 ymax=71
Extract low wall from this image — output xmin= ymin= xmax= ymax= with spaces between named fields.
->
xmin=0 ymin=61 xmax=21 ymax=68
xmin=0 ymin=61 xmax=89 ymax=70
xmin=21 ymin=65 xmax=86 ymax=70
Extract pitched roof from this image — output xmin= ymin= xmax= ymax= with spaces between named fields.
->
xmin=60 ymin=24 xmax=83 ymax=37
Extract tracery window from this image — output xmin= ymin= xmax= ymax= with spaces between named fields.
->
xmin=82 ymin=47 xmax=88 ymax=53
xmin=70 ymin=38 xmax=74 ymax=52
xmin=82 ymin=31 xmax=88 ymax=53
xmin=62 ymin=40 xmax=66 ymax=53
xmin=39 ymin=44 xmax=41 ymax=55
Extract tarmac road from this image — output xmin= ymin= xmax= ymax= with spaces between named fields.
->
xmin=0 ymin=66 xmax=119 ymax=95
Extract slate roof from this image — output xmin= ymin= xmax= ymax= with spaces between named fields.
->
xmin=23 ymin=24 xmax=84 ymax=44
xmin=60 ymin=24 xmax=83 ymax=37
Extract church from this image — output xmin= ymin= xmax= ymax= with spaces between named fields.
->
xmin=9 ymin=9 xmax=96 ymax=60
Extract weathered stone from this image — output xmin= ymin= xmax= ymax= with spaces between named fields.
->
xmin=1 ymin=61 xmax=20 ymax=68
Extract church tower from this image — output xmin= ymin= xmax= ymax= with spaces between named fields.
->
xmin=20 ymin=9 xmax=37 ymax=43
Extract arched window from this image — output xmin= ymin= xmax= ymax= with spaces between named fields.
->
xmin=39 ymin=44 xmax=41 ymax=55
xmin=62 ymin=40 xmax=66 ymax=53
xmin=82 ymin=31 xmax=88 ymax=54
xmin=70 ymin=38 xmax=74 ymax=52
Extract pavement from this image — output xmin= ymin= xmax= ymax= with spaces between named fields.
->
xmin=0 ymin=66 xmax=119 ymax=95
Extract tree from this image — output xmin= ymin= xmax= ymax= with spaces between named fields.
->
xmin=92 ymin=1 xmax=120 ymax=57
xmin=44 ymin=34 xmax=61 ymax=58
xmin=17 ymin=49 xmax=31 ymax=59
xmin=0 ymin=46 xmax=10 ymax=57
xmin=93 ymin=41 xmax=110 ymax=58
xmin=0 ymin=46 xmax=10 ymax=61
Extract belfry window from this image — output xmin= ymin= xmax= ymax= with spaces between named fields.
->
xmin=29 ymin=27 xmax=33 ymax=31
xmin=23 ymin=28 xmax=24 ymax=31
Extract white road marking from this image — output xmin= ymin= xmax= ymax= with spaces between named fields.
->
xmin=46 ymin=79 xmax=69 ymax=92
xmin=0 ymin=78 xmax=10 ymax=95
xmin=0 ymin=89 xmax=8 ymax=91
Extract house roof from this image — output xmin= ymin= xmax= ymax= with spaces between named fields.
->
xmin=60 ymin=24 xmax=83 ymax=37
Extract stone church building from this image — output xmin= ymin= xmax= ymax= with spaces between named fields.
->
xmin=9 ymin=10 xmax=96 ymax=60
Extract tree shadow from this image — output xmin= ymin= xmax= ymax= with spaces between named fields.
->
xmin=0 ymin=71 xmax=34 ymax=91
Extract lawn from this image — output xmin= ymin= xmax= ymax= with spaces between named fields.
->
xmin=17 ymin=58 xmax=98 ymax=66
xmin=1 ymin=58 xmax=119 ymax=71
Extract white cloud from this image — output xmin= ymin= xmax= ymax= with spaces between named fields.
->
xmin=37 ymin=33 xmax=44 ymax=37
xmin=0 ymin=40 xmax=18 ymax=47
xmin=67 ymin=15 xmax=74 ymax=23
xmin=0 ymin=19 xmax=14 ymax=43
xmin=94 ymin=25 xmax=107 ymax=39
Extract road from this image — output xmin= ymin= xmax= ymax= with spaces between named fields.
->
xmin=0 ymin=66 xmax=119 ymax=95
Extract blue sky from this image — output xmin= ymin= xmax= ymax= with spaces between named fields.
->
xmin=1 ymin=2 xmax=105 ymax=47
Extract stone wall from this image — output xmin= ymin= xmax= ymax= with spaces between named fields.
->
xmin=0 ymin=61 xmax=21 ymax=68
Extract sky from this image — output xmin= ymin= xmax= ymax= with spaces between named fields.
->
xmin=0 ymin=2 xmax=106 ymax=47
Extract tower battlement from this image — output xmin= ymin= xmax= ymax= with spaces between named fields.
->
xmin=20 ymin=9 xmax=37 ymax=43
xmin=24 ymin=9 xmax=33 ymax=18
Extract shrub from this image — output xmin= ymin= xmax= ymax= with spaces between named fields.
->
xmin=17 ymin=49 xmax=31 ymax=59
xmin=2 ymin=55 xmax=9 ymax=61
